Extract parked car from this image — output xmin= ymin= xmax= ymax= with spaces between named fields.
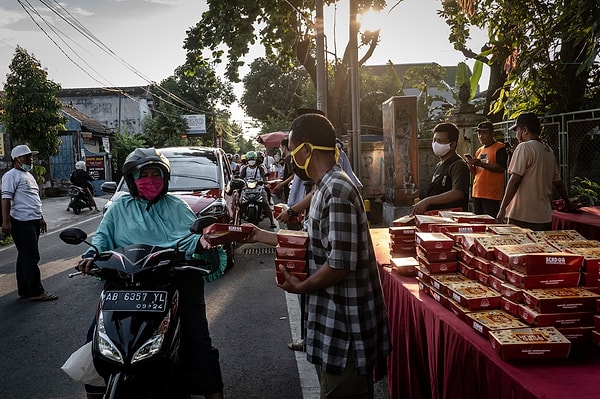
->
xmin=101 ymin=146 xmax=245 ymax=271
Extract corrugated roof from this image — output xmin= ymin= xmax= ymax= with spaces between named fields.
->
xmin=61 ymin=105 xmax=110 ymax=135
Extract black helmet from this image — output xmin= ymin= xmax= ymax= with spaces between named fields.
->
xmin=122 ymin=148 xmax=170 ymax=199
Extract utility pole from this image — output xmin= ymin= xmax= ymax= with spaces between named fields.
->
xmin=349 ymin=0 xmax=361 ymax=177
xmin=315 ymin=0 xmax=327 ymax=115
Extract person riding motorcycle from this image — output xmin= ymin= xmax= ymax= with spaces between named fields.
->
xmin=76 ymin=148 xmax=224 ymax=399
xmin=239 ymin=151 xmax=276 ymax=228
xmin=69 ymin=161 xmax=100 ymax=212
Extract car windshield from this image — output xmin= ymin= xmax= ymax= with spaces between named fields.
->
xmin=169 ymin=158 xmax=220 ymax=190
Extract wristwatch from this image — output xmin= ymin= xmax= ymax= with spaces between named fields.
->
xmin=287 ymin=207 xmax=298 ymax=217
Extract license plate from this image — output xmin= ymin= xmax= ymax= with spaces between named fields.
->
xmin=101 ymin=290 xmax=168 ymax=312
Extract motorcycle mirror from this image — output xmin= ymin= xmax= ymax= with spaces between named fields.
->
xmin=230 ymin=178 xmax=245 ymax=191
xmin=59 ymin=228 xmax=88 ymax=245
xmin=190 ymin=216 xmax=218 ymax=234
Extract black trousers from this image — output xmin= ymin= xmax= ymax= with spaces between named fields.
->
xmin=11 ymin=217 xmax=44 ymax=297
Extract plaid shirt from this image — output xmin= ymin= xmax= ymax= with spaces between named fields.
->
xmin=305 ymin=164 xmax=391 ymax=374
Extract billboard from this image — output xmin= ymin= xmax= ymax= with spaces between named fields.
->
xmin=182 ymin=114 xmax=207 ymax=135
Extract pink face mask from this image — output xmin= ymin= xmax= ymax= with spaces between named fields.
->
xmin=135 ymin=176 xmax=164 ymax=201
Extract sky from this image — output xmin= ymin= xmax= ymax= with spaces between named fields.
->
xmin=0 ymin=0 xmax=488 ymax=124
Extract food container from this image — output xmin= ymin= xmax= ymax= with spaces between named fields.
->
xmin=473 ymin=235 xmax=534 ymax=260
xmin=276 ymin=230 xmax=309 ymax=247
xmin=527 ymin=230 xmax=587 ymax=244
xmin=416 ymin=266 xmax=431 ymax=285
xmin=518 ymin=305 xmax=594 ymax=328
xmin=471 ymin=256 xmax=491 ymax=274
xmin=414 ymin=215 xmax=455 ymax=232
xmin=500 ymin=297 xmax=520 ymax=317
xmin=389 ymin=225 xmax=417 ymax=237
xmin=489 ymin=327 xmax=571 ymax=360
xmin=500 ymin=282 xmax=524 ymax=303
xmin=521 ymin=287 xmax=600 ymax=313
xmin=447 ymin=297 xmax=474 ymax=322
xmin=203 ymin=223 xmax=254 ymax=245
xmin=390 ymin=257 xmax=419 ymax=276
xmin=493 ymin=242 xmax=560 ymax=266
xmin=487 ymin=274 xmax=505 ymax=293
xmin=458 ymin=261 xmax=476 ymax=279
xmin=274 ymin=258 xmax=306 ymax=273
xmin=418 ymin=255 xmax=458 ymax=274
xmin=486 ymin=225 xmax=533 ymax=235
xmin=429 ymin=273 xmax=472 ymax=296
xmin=556 ymin=326 xmax=593 ymax=344
xmin=416 ymin=245 xmax=458 ymax=262
xmin=392 ymin=215 xmax=415 ymax=226
xmin=275 ymin=245 xmax=307 ymax=260
xmin=504 ymin=269 xmax=580 ymax=289
xmin=552 ymin=240 xmax=600 ymax=252
xmin=435 ymin=223 xmax=488 ymax=234
xmin=448 ymin=282 xmax=502 ymax=310
xmin=414 ymin=232 xmax=455 ymax=251
xmin=466 ymin=309 xmax=528 ymax=337
xmin=489 ymin=261 xmax=507 ymax=279
xmin=474 ymin=270 xmax=489 ymax=286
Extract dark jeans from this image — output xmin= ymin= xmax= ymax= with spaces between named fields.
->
xmin=11 ymin=217 xmax=44 ymax=297
xmin=472 ymin=197 xmax=501 ymax=218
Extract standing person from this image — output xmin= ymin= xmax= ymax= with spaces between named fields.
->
xmin=497 ymin=112 xmax=574 ymax=230
xmin=413 ymin=122 xmax=470 ymax=214
xmin=247 ymin=113 xmax=391 ymax=398
xmin=1 ymin=145 xmax=57 ymax=301
xmin=76 ymin=148 xmax=223 ymax=399
xmin=69 ymin=160 xmax=100 ymax=212
xmin=465 ymin=121 xmax=508 ymax=217
xmin=274 ymin=139 xmax=294 ymax=203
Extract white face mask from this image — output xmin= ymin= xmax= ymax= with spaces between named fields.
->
xmin=248 ymin=160 xmax=256 ymax=166
xmin=432 ymin=142 xmax=452 ymax=157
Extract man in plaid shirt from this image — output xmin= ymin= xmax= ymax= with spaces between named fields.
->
xmin=249 ymin=113 xmax=391 ymax=398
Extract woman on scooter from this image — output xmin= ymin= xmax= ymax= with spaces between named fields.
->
xmin=69 ymin=161 xmax=100 ymax=212
xmin=77 ymin=148 xmax=224 ymax=399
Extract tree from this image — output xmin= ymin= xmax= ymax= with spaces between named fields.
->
xmin=439 ymin=0 xmax=600 ymax=119
xmin=143 ymin=63 xmax=236 ymax=148
xmin=109 ymin=130 xmax=146 ymax=182
xmin=404 ymin=63 xmax=452 ymax=132
xmin=1 ymin=46 xmax=64 ymax=179
xmin=183 ymin=0 xmax=387 ymax=134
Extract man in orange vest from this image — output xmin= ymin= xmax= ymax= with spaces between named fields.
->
xmin=465 ymin=121 xmax=508 ymax=217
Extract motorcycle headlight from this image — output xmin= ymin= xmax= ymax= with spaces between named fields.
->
xmin=131 ymin=312 xmax=170 ymax=363
xmin=96 ymin=312 xmax=124 ymax=364
xmin=199 ymin=198 xmax=227 ymax=217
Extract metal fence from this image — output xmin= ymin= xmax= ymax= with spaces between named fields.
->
xmin=495 ymin=108 xmax=600 ymax=190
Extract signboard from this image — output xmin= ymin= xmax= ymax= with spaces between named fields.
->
xmin=182 ymin=114 xmax=207 ymax=135
xmin=86 ymin=156 xmax=106 ymax=180
xmin=102 ymin=137 xmax=111 ymax=153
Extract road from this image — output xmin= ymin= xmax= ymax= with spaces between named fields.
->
xmin=0 ymin=196 xmax=318 ymax=399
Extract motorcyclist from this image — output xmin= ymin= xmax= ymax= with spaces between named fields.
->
xmin=76 ymin=148 xmax=224 ymax=399
xmin=239 ymin=151 xmax=276 ymax=228
xmin=69 ymin=161 xmax=100 ymax=212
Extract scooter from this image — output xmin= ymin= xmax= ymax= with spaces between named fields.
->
xmin=238 ymin=179 xmax=267 ymax=225
xmin=59 ymin=216 xmax=218 ymax=399
xmin=68 ymin=185 xmax=93 ymax=214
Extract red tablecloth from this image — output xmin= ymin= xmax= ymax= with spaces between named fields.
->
xmin=552 ymin=206 xmax=600 ymax=240
xmin=369 ymin=228 xmax=600 ymax=399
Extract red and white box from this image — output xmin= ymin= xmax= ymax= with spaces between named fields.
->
xmin=458 ymin=261 xmax=476 ymax=279
xmin=389 ymin=226 xmax=417 ymax=238
xmin=521 ymin=287 xmax=600 ymax=313
xmin=454 ymin=233 xmax=493 ymax=252
xmin=435 ymin=223 xmax=488 ymax=235
xmin=276 ymin=230 xmax=309 ymax=247
xmin=551 ymin=240 xmax=600 ymax=252
xmin=466 ymin=309 xmax=528 ymax=337
xmin=390 ymin=257 xmax=419 ymax=276
xmin=275 ymin=270 xmax=307 ymax=284
xmin=448 ymin=282 xmax=502 ymax=310
xmin=527 ymin=230 xmax=588 ymax=244
xmin=504 ymin=269 xmax=580 ymax=289
xmin=474 ymin=269 xmax=489 ymax=286
xmin=275 ymin=245 xmax=307 ymax=260
xmin=429 ymin=273 xmax=472 ymax=296
xmin=414 ymin=215 xmax=455 ymax=232
xmin=447 ymin=298 xmax=474 ymax=323
xmin=486 ymin=225 xmax=533 ymax=235
xmin=416 ymin=266 xmax=431 ymax=285
xmin=471 ymin=256 xmax=491 ymax=274
xmin=392 ymin=215 xmax=415 ymax=226
xmin=429 ymin=286 xmax=449 ymax=308
xmin=414 ymin=232 xmax=454 ymax=252
xmin=450 ymin=214 xmax=497 ymax=224
xmin=508 ymin=253 xmax=583 ymax=275
xmin=518 ymin=305 xmax=594 ymax=328
xmin=418 ymin=255 xmax=458 ymax=274
xmin=203 ymin=223 xmax=253 ymax=245
xmin=473 ymin=235 xmax=534 ymax=260
xmin=274 ymin=258 xmax=306 ymax=273
xmin=487 ymin=274 xmax=505 ymax=293
xmin=557 ymin=326 xmax=594 ymax=344
xmin=500 ymin=297 xmax=520 ymax=317
xmin=459 ymin=249 xmax=476 ymax=265
xmin=489 ymin=261 xmax=507 ymax=280
xmin=416 ymin=245 xmax=458 ymax=263
xmin=500 ymin=282 xmax=524 ymax=303
xmin=493 ymin=242 xmax=560 ymax=266
xmin=489 ymin=327 xmax=571 ymax=360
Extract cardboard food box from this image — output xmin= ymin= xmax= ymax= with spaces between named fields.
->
xmin=474 ymin=269 xmax=489 ymax=286
xmin=390 ymin=242 xmax=416 ymax=255
xmin=203 ymin=223 xmax=253 ymax=245
xmin=414 ymin=215 xmax=455 ymax=232
xmin=389 ymin=226 xmax=417 ymax=237
xmin=416 ymin=245 xmax=458 ymax=263
xmin=429 ymin=273 xmax=472 ymax=296
xmin=508 ymin=253 xmax=584 ymax=275
xmin=500 ymin=282 xmax=523 ymax=303
xmin=564 ymin=247 xmax=600 ymax=274
xmin=438 ymin=210 xmax=476 ymax=219
xmin=466 ymin=309 xmax=529 ymax=337
xmin=493 ymin=242 xmax=560 ymax=266
xmin=392 ymin=214 xmax=415 ymax=226
xmin=454 ymin=233 xmax=493 ymax=252
xmin=429 ymin=286 xmax=449 ymax=308
xmin=486 ymin=225 xmax=533 ymax=235
xmin=417 ymin=278 xmax=431 ymax=296
xmin=448 ymin=282 xmax=501 ymax=310
xmin=451 ymin=214 xmax=497 ymax=224
xmin=521 ymin=287 xmax=600 ymax=313
xmin=390 ymin=257 xmax=419 ymax=276
xmin=489 ymin=327 xmax=571 ymax=360
xmin=275 ymin=270 xmax=307 ymax=285
xmin=425 ymin=207 xmax=463 ymax=216
xmin=437 ymin=223 xmax=488 ymax=234
xmin=459 ymin=249 xmax=476 ymax=265
xmin=471 ymin=256 xmax=491 ymax=274
xmin=418 ymin=255 xmax=458 ymax=274
xmin=527 ymin=230 xmax=588 ymax=244
xmin=488 ymin=274 xmax=505 ymax=293
xmin=415 ymin=232 xmax=455 ymax=251
xmin=545 ymin=240 xmax=600 ymax=252
xmin=473 ymin=234 xmax=534 ymax=260
xmin=274 ymin=258 xmax=306 ymax=273
xmin=500 ymin=297 xmax=520 ymax=317
xmin=458 ymin=261 xmax=476 ymax=279
xmin=276 ymin=230 xmax=309 ymax=247
xmin=447 ymin=297 xmax=474 ymax=322
xmin=275 ymin=245 xmax=307 ymax=260
xmin=489 ymin=261 xmax=507 ymax=280
xmin=557 ymin=326 xmax=593 ymax=344
xmin=416 ymin=266 xmax=431 ymax=285
xmin=504 ymin=269 xmax=580 ymax=289
xmin=518 ymin=305 xmax=594 ymax=328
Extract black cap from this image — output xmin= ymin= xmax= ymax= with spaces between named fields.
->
xmin=475 ymin=122 xmax=494 ymax=132
xmin=509 ymin=112 xmax=540 ymax=130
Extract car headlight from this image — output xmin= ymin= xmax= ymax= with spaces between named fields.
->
xmin=96 ymin=312 xmax=124 ymax=364
xmin=199 ymin=198 xmax=227 ymax=217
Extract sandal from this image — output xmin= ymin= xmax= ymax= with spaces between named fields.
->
xmin=30 ymin=292 xmax=58 ymax=302
xmin=287 ymin=339 xmax=304 ymax=351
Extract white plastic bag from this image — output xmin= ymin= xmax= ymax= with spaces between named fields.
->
xmin=61 ymin=342 xmax=105 ymax=386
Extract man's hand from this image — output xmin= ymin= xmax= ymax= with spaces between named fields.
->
xmin=40 ymin=218 xmax=47 ymax=234
xmin=412 ymin=198 xmax=430 ymax=215
xmin=76 ymin=258 xmax=94 ymax=275
xmin=276 ymin=265 xmax=303 ymax=293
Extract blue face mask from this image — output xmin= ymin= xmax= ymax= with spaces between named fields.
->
xmin=20 ymin=163 xmax=33 ymax=172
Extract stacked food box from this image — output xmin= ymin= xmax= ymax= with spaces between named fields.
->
xmin=203 ymin=223 xmax=253 ymax=246
xmin=275 ymin=230 xmax=309 ymax=284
